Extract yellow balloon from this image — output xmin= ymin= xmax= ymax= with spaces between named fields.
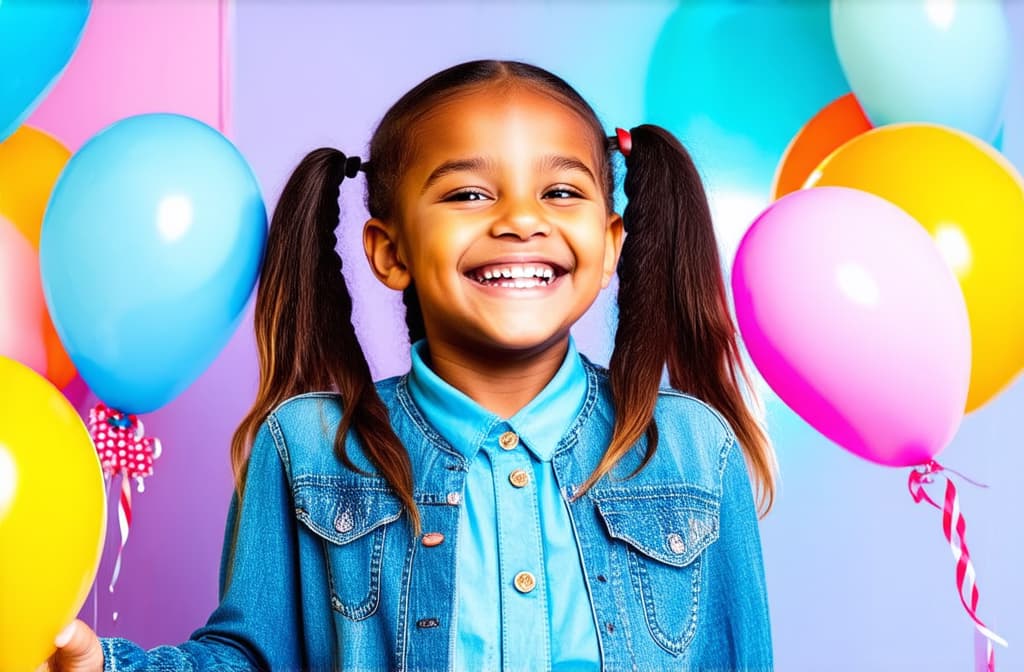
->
xmin=0 ymin=125 xmax=78 ymax=388
xmin=806 ymin=123 xmax=1024 ymax=412
xmin=0 ymin=356 xmax=105 ymax=672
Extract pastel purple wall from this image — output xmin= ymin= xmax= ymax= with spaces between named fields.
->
xmin=74 ymin=3 xmax=1024 ymax=671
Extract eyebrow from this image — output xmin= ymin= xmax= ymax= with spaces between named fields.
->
xmin=421 ymin=157 xmax=495 ymax=194
xmin=539 ymin=154 xmax=597 ymax=185
xmin=420 ymin=154 xmax=597 ymax=194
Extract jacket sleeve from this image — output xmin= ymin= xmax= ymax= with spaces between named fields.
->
xmin=100 ymin=415 xmax=305 ymax=671
xmin=691 ymin=435 xmax=774 ymax=671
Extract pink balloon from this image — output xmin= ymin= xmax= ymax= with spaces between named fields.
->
xmin=732 ymin=186 xmax=970 ymax=467
xmin=0 ymin=217 xmax=48 ymax=375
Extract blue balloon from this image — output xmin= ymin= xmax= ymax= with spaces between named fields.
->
xmin=645 ymin=0 xmax=849 ymax=195
xmin=0 ymin=0 xmax=90 ymax=142
xmin=831 ymin=0 xmax=1010 ymax=144
xmin=40 ymin=114 xmax=267 ymax=413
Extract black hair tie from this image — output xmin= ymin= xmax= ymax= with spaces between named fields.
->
xmin=343 ymin=154 xmax=363 ymax=179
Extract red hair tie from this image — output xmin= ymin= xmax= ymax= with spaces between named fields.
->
xmin=615 ymin=127 xmax=632 ymax=157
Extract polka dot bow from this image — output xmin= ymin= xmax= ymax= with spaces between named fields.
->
xmin=88 ymin=403 xmax=162 ymax=483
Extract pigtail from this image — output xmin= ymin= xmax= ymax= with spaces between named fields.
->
xmin=230 ymin=148 xmax=420 ymax=534
xmin=579 ymin=125 xmax=776 ymax=515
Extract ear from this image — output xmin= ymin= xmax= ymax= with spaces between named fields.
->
xmin=601 ymin=211 xmax=625 ymax=288
xmin=363 ymin=217 xmax=411 ymax=291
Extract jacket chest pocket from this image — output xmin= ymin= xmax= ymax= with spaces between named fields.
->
xmin=593 ymin=487 xmax=720 ymax=656
xmin=293 ymin=477 xmax=403 ymax=621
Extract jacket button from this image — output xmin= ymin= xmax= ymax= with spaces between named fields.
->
xmin=498 ymin=431 xmax=519 ymax=451
xmin=508 ymin=469 xmax=530 ymax=488
xmin=667 ymin=532 xmax=686 ymax=554
xmin=513 ymin=571 xmax=536 ymax=593
xmin=446 ymin=492 xmax=461 ymax=506
xmin=335 ymin=509 xmax=354 ymax=533
xmin=421 ymin=532 xmax=445 ymax=547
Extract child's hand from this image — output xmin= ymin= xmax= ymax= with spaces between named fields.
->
xmin=36 ymin=620 xmax=103 ymax=672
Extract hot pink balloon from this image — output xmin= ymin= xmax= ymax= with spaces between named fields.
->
xmin=732 ymin=186 xmax=970 ymax=467
xmin=0 ymin=216 xmax=47 ymax=375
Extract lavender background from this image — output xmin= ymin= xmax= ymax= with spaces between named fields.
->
xmin=83 ymin=3 xmax=1024 ymax=670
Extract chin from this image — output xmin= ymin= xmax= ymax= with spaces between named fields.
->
xmin=480 ymin=329 xmax=569 ymax=355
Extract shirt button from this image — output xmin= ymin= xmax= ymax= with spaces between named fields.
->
xmin=508 ymin=469 xmax=530 ymax=488
xmin=498 ymin=431 xmax=519 ymax=451
xmin=513 ymin=571 xmax=536 ymax=593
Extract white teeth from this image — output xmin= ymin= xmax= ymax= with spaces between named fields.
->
xmin=470 ymin=262 xmax=559 ymax=287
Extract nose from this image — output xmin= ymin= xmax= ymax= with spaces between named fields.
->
xmin=489 ymin=195 xmax=551 ymax=240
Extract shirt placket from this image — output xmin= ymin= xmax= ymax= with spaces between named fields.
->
xmin=488 ymin=426 xmax=551 ymax=672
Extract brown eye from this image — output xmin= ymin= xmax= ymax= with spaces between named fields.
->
xmin=445 ymin=189 xmax=489 ymax=202
xmin=545 ymin=187 xmax=583 ymax=199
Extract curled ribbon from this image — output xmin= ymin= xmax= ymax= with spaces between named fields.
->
xmin=908 ymin=460 xmax=1007 ymax=671
xmin=88 ymin=403 xmax=162 ymax=600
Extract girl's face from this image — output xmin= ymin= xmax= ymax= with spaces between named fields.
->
xmin=364 ymin=84 xmax=623 ymax=359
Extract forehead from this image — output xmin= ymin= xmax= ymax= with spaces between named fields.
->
xmin=403 ymin=83 xmax=603 ymax=177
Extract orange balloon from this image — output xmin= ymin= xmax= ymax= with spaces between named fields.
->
xmin=43 ymin=316 xmax=77 ymax=389
xmin=0 ymin=125 xmax=71 ymax=248
xmin=0 ymin=126 xmax=77 ymax=387
xmin=772 ymin=93 xmax=873 ymax=200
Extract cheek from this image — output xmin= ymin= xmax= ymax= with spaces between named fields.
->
xmin=404 ymin=228 xmax=471 ymax=285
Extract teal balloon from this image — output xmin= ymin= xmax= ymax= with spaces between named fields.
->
xmin=40 ymin=114 xmax=267 ymax=413
xmin=645 ymin=0 xmax=848 ymax=194
xmin=831 ymin=0 xmax=1010 ymax=143
xmin=0 ymin=0 xmax=90 ymax=142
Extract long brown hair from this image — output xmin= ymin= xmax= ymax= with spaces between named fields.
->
xmin=230 ymin=60 xmax=775 ymax=539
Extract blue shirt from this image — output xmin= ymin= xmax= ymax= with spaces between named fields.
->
xmin=406 ymin=337 xmax=600 ymax=671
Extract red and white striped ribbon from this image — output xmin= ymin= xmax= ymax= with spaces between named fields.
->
xmin=908 ymin=460 xmax=1006 ymax=671
xmin=109 ymin=474 xmax=133 ymax=596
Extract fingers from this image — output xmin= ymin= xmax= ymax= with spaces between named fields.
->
xmin=55 ymin=622 xmax=77 ymax=649
xmin=51 ymin=620 xmax=104 ymax=672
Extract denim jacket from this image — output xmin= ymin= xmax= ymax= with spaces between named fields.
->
xmin=101 ymin=358 xmax=773 ymax=671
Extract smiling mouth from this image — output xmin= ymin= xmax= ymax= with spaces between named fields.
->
xmin=464 ymin=262 xmax=568 ymax=288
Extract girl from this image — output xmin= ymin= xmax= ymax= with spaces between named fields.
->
xmin=49 ymin=59 xmax=776 ymax=672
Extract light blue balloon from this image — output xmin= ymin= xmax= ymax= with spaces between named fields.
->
xmin=831 ymin=0 xmax=1011 ymax=143
xmin=0 ymin=0 xmax=90 ymax=142
xmin=645 ymin=0 xmax=849 ymax=195
xmin=40 ymin=114 xmax=267 ymax=413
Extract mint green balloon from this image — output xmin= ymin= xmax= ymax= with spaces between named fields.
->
xmin=645 ymin=0 xmax=849 ymax=195
xmin=831 ymin=0 xmax=1010 ymax=143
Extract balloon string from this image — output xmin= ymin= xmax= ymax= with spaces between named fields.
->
xmin=977 ymin=628 xmax=996 ymax=672
xmin=88 ymin=474 xmax=114 ymax=635
xmin=908 ymin=460 xmax=1007 ymax=671
xmin=940 ymin=463 xmax=989 ymax=489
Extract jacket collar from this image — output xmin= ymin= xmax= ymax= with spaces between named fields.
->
xmin=405 ymin=337 xmax=588 ymax=462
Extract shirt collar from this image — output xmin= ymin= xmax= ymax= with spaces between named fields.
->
xmin=406 ymin=336 xmax=588 ymax=462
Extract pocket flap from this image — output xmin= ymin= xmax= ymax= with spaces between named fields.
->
xmin=293 ymin=476 xmax=403 ymax=545
xmin=593 ymin=487 xmax=719 ymax=567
